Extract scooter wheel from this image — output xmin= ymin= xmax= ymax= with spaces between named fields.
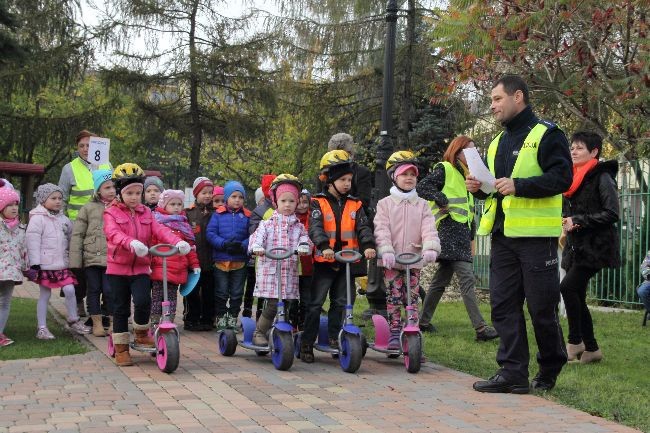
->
xmin=218 ymin=330 xmax=237 ymax=356
xmin=157 ymin=332 xmax=180 ymax=373
xmin=293 ymin=332 xmax=302 ymax=359
xmin=360 ymin=334 xmax=368 ymax=358
xmin=107 ymin=334 xmax=115 ymax=358
xmin=271 ymin=330 xmax=294 ymax=371
xmin=403 ymin=333 xmax=422 ymax=374
xmin=339 ymin=332 xmax=362 ymax=373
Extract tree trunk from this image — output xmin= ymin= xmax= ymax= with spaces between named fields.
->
xmin=397 ymin=0 xmax=416 ymax=150
xmin=188 ymin=0 xmax=202 ymax=182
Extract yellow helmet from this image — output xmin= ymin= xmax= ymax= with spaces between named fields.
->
xmin=270 ymin=173 xmax=303 ymax=192
xmin=319 ymin=150 xmax=351 ymax=172
xmin=112 ymin=163 xmax=145 ymax=180
xmin=386 ymin=150 xmax=417 ymax=173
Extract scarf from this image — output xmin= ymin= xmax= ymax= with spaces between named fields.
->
xmin=3 ymin=217 xmax=19 ymax=229
xmin=389 ymin=186 xmax=419 ymax=201
xmin=564 ymin=158 xmax=598 ymax=198
xmin=154 ymin=211 xmax=195 ymax=241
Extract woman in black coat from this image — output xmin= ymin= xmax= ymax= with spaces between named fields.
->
xmin=561 ymin=131 xmax=620 ymax=364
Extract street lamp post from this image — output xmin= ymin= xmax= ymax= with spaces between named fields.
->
xmin=374 ymin=0 xmax=399 ymax=207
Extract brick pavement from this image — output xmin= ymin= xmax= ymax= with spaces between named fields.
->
xmin=1 ymin=282 xmax=641 ymax=433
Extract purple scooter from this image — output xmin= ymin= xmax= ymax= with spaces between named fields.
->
xmin=368 ymin=252 xmax=423 ymax=373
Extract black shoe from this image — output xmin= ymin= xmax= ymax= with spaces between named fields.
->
xmin=198 ymin=323 xmax=213 ymax=331
xmin=531 ymin=373 xmax=557 ymax=391
xmin=242 ymin=308 xmax=252 ymax=318
xmin=476 ymin=326 xmax=499 ymax=341
xmin=473 ymin=374 xmax=529 ymax=394
xmin=184 ymin=322 xmax=200 ymax=331
xmin=328 ymin=337 xmax=339 ymax=350
xmin=419 ymin=323 xmax=437 ymax=333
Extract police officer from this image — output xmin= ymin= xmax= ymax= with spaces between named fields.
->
xmin=468 ymin=75 xmax=572 ymax=394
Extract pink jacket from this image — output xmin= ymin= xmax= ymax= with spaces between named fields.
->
xmin=374 ymin=188 xmax=441 ymax=270
xmin=26 ymin=205 xmax=73 ymax=271
xmin=248 ymin=212 xmax=312 ymax=299
xmin=103 ymin=201 xmax=181 ymax=276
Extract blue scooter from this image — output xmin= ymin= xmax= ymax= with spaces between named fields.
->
xmin=217 ymin=246 xmax=295 ymax=371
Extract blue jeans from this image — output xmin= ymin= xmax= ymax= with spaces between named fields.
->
xmin=213 ymin=266 xmax=247 ymax=317
xmin=637 ymin=280 xmax=650 ymax=311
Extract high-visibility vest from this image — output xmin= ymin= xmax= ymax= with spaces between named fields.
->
xmin=477 ymin=122 xmax=563 ymax=237
xmin=67 ymin=158 xmax=111 ymax=220
xmin=429 ymin=161 xmax=474 ymax=228
xmin=312 ymin=196 xmax=361 ymax=263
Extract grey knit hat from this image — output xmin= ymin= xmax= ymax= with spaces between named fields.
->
xmin=328 ymin=133 xmax=354 ymax=153
xmin=144 ymin=176 xmax=165 ymax=193
xmin=34 ymin=183 xmax=63 ymax=205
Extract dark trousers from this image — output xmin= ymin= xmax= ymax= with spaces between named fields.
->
xmin=242 ymin=265 xmax=263 ymax=318
xmin=183 ymin=270 xmax=214 ymax=325
xmin=365 ymin=258 xmax=387 ymax=309
xmin=107 ymin=274 xmax=151 ymax=333
xmin=85 ymin=266 xmax=112 ymax=316
xmin=302 ymin=263 xmax=355 ymax=345
xmin=291 ymin=275 xmax=312 ymax=329
xmin=560 ymin=264 xmax=600 ymax=351
xmin=214 ymin=267 xmax=247 ymax=317
xmin=489 ymin=232 xmax=567 ymax=382
xmin=67 ymin=268 xmax=86 ymax=303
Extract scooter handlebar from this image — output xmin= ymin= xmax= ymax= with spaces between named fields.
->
xmin=395 ymin=252 xmax=422 ymax=266
xmin=334 ymin=249 xmax=363 ymax=263
xmin=265 ymin=246 xmax=295 ymax=261
xmin=149 ymin=243 xmax=180 ymax=257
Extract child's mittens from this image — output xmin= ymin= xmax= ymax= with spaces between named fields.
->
xmin=130 ymin=240 xmax=149 ymax=257
xmin=24 ymin=265 xmax=40 ymax=282
xmin=252 ymin=246 xmax=265 ymax=256
xmin=176 ymin=241 xmax=191 ymax=255
xmin=192 ymin=268 xmax=201 ymax=274
xmin=224 ymin=241 xmax=243 ymax=255
xmin=297 ymin=243 xmax=310 ymax=255
xmin=422 ymin=250 xmax=438 ymax=264
xmin=381 ymin=253 xmax=395 ymax=269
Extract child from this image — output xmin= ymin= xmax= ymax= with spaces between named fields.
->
xmin=374 ymin=151 xmax=441 ymax=349
xmin=183 ymin=176 xmax=215 ymax=331
xmin=293 ymin=188 xmax=313 ymax=329
xmin=26 ymin=183 xmax=91 ymax=339
xmin=300 ymin=150 xmax=376 ymax=363
xmin=206 ymin=180 xmax=251 ymax=329
xmin=151 ymin=190 xmax=200 ymax=326
xmin=69 ymin=169 xmax=115 ymax=337
xmin=248 ymin=174 xmax=312 ymax=345
xmin=143 ymin=176 xmax=164 ymax=211
xmin=104 ymin=163 xmax=190 ymax=366
xmin=0 ymin=181 xmax=28 ymax=346
xmin=637 ymin=250 xmax=650 ymax=312
xmin=212 ymin=186 xmax=224 ymax=209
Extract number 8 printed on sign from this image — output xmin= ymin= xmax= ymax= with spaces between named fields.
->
xmin=88 ymin=137 xmax=111 ymax=166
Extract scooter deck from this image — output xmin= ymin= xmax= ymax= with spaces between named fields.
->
xmin=129 ymin=342 xmax=157 ymax=353
xmin=239 ymin=341 xmax=270 ymax=351
xmin=313 ymin=343 xmax=339 ymax=355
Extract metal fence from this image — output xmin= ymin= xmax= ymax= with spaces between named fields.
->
xmin=473 ymin=159 xmax=649 ymax=307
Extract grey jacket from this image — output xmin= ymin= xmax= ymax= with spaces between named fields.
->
xmin=69 ymin=197 xmax=108 ymax=268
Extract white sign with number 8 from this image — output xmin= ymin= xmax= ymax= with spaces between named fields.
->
xmin=88 ymin=137 xmax=110 ymax=166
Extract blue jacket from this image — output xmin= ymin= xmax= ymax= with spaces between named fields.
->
xmin=206 ymin=205 xmax=251 ymax=262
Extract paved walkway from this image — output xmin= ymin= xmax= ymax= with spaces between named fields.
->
xmin=1 ymin=282 xmax=640 ymax=433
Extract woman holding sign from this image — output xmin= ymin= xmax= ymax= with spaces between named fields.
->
xmin=416 ymin=136 xmax=498 ymax=341
xmin=58 ymin=130 xmax=112 ymax=317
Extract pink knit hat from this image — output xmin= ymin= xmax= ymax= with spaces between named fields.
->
xmin=158 ymin=189 xmax=185 ymax=209
xmin=272 ymin=183 xmax=300 ymax=207
xmin=0 ymin=185 xmax=20 ymax=212
xmin=212 ymin=185 xmax=224 ymax=197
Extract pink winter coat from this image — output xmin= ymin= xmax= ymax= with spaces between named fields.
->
xmin=248 ymin=212 xmax=312 ymax=299
xmin=103 ymin=201 xmax=181 ymax=276
xmin=26 ymin=205 xmax=73 ymax=271
xmin=374 ymin=188 xmax=441 ymax=270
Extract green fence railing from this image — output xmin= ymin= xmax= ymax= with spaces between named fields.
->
xmin=472 ymin=158 xmax=648 ymax=308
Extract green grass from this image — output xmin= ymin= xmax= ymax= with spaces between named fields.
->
xmin=354 ymin=296 xmax=650 ymax=433
xmin=0 ymin=298 xmax=89 ymax=361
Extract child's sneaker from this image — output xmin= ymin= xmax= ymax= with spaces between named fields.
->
xmin=68 ymin=320 xmax=92 ymax=335
xmin=387 ymin=331 xmax=401 ymax=350
xmin=227 ymin=315 xmax=238 ymax=330
xmin=36 ymin=327 xmax=55 ymax=340
xmin=0 ymin=333 xmax=14 ymax=346
xmin=216 ymin=314 xmax=229 ymax=330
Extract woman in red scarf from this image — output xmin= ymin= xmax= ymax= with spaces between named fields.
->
xmin=561 ymin=131 xmax=620 ymax=364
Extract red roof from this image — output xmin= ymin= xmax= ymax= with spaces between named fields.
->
xmin=144 ymin=170 xmax=163 ymax=178
xmin=0 ymin=162 xmax=45 ymax=175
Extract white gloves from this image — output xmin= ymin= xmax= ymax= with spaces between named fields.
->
xmin=192 ymin=268 xmax=201 ymax=274
xmin=297 ymin=244 xmax=310 ymax=255
xmin=381 ymin=252 xmax=395 ymax=269
xmin=176 ymin=241 xmax=191 ymax=255
xmin=130 ymin=240 xmax=149 ymax=257
xmin=423 ymin=250 xmax=438 ymax=264
xmin=252 ymin=246 xmax=265 ymax=255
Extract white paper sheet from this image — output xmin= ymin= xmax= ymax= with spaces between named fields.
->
xmin=463 ymin=147 xmax=496 ymax=194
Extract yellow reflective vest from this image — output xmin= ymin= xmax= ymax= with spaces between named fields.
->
xmin=429 ymin=161 xmax=474 ymax=228
xmin=67 ymin=157 xmax=111 ymax=220
xmin=477 ymin=123 xmax=563 ymax=237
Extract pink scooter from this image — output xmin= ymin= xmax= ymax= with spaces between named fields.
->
xmin=107 ymin=244 xmax=181 ymax=373
xmin=368 ymin=252 xmax=423 ymax=373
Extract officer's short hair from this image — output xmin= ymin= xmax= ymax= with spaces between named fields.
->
xmin=493 ymin=75 xmax=530 ymax=105
xmin=571 ymin=131 xmax=603 ymax=158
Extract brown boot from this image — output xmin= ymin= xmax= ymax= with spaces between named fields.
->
xmin=133 ymin=323 xmax=155 ymax=348
xmin=580 ymin=349 xmax=603 ymax=364
xmin=567 ymin=342 xmax=585 ymax=362
xmin=112 ymin=332 xmax=133 ymax=366
xmin=252 ymin=315 xmax=273 ymax=346
xmin=91 ymin=315 xmax=106 ymax=337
